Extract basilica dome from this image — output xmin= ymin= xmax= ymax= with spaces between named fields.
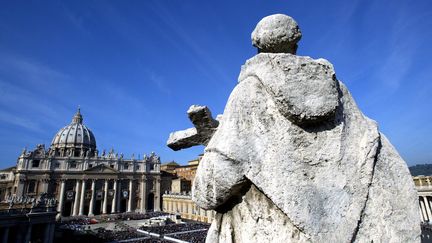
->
xmin=50 ymin=109 xmax=96 ymax=153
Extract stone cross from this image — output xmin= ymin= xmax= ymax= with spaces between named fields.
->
xmin=167 ymin=105 xmax=219 ymax=151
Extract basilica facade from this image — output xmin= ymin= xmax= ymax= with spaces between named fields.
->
xmin=0 ymin=109 xmax=161 ymax=218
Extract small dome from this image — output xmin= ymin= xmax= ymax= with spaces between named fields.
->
xmin=51 ymin=108 xmax=96 ymax=150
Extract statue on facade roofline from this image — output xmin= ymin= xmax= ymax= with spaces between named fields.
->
xmin=80 ymin=149 xmax=85 ymax=158
xmin=167 ymin=14 xmax=420 ymax=242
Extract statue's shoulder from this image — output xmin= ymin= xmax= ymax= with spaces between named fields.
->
xmin=239 ymin=53 xmax=334 ymax=83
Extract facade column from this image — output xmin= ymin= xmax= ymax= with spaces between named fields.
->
xmin=2 ymin=227 xmax=9 ymax=243
xmin=127 ymin=179 xmax=134 ymax=212
xmin=140 ymin=177 xmax=147 ymax=213
xmin=72 ymin=180 xmax=81 ymax=216
xmin=423 ymin=196 xmax=432 ymax=221
xmin=102 ymin=180 xmax=109 ymax=214
xmin=88 ymin=179 xmax=96 ymax=216
xmin=57 ymin=180 xmax=66 ymax=218
xmin=40 ymin=179 xmax=49 ymax=193
xmin=79 ymin=180 xmax=86 ymax=215
xmin=111 ymin=180 xmax=118 ymax=213
xmin=116 ymin=180 xmax=122 ymax=213
xmin=16 ymin=174 xmax=26 ymax=197
xmin=154 ymin=177 xmax=161 ymax=211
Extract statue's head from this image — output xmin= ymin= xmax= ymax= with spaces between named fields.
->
xmin=252 ymin=14 xmax=302 ymax=54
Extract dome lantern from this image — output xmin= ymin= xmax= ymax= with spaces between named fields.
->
xmin=72 ymin=107 xmax=83 ymax=124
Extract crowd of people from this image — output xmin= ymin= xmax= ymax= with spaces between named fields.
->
xmin=93 ymin=227 xmax=141 ymax=241
xmin=57 ymin=217 xmax=91 ymax=231
xmin=117 ymin=211 xmax=167 ymax=220
xmin=172 ymin=230 xmax=208 ymax=243
xmin=139 ymin=221 xmax=209 ymax=235
xmin=55 ymin=212 xmax=210 ymax=243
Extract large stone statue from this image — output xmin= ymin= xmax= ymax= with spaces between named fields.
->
xmin=167 ymin=14 xmax=420 ymax=242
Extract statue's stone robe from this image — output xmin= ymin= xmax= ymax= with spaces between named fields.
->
xmin=193 ymin=53 xmax=420 ymax=242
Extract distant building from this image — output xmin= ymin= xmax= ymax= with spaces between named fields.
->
xmin=0 ymin=167 xmax=15 ymax=201
xmin=161 ymin=157 xmax=215 ymax=223
xmin=414 ymin=176 xmax=432 ymax=223
xmin=0 ymin=109 xmax=162 ymax=218
xmin=160 ymin=161 xmax=179 ymax=174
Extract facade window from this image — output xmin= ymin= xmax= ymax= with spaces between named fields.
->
xmin=70 ymin=161 xmax=77 ymax=169
xmin=136 ymin=165 xmax=140 ymax=170
xmin=88 ymin=164 xmax=93 ymax=168
xmin=32 ymin=160 xmax=40 ymax=168
xmin=54 ymin=162 xmax=60 ymax=168
xmin=110 ymin=164 xmax=114 ymax=169
xmin=0 ymin=175 xmax=6 ymax=180
xmin=124 ymin=164 xmax=129 ymax=170
xmin=27 ymin=181 xmax=36 ymax=193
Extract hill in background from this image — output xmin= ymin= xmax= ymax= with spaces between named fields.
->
xmin=409 ymin=164 xmax=432 ymax=176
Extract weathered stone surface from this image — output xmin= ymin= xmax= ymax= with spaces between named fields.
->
xmin=167 ymin=105 xmax=219 ymax=150
xmin=169 ymin=13 xmax=420 ymax=243
xmin=194 ymin=73 xmax=419 ymax=241
xmin=238 ymin=54 xmax=339 ymax=125
xmin=206 ymin=185 xmax=311 ymax=243
xmin=252 ymin=14 xmax=301 ymax=54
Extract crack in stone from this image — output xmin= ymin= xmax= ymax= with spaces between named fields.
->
xmin=350 ymin=135 xmax=382 ymax=243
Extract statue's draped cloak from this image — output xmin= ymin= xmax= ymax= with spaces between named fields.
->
xmin=195 ymin=53 xmax=420 ymax=242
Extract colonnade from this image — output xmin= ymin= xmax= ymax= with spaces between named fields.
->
xmin=162 ymin=194 xmax=214 ymax=223
xmin=0 ymin=211 xmax=56 ymax=243
xmin=56 ymin=177 xmax=160 ymax=218
xmin=419 ymin=196 xmax=432 ymax=223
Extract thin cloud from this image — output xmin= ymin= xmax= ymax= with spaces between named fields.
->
xmin=373 ymin=6 xmax=420 ymax=92
xmin=140 ymin=67 xmax=171 ymax=95
xmin=0 ymin=110 xmax=42 ymax=132
xmin=0 ymin=55 xmax=73 ymax=131
xmin=148 ymin=1 xmax=232 ymax=84
xmin=0 ymin=55 xmax=69 ymax=86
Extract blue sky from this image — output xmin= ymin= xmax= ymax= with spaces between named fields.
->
xmin=0 ymin=0 xmax=431 ymax=167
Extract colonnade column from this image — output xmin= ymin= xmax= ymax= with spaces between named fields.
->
xmin=111 ymin=180 xmax=118 ymax=213
xmin=73 ymin=180 xmax=81 ymax=216
xmin=57 ymin=180 xmax=66 ymax=218
xmin=2 ymin=227 xmax=9 ymax=243
xmin=24 ymin=224 xmax=32 ymax=243
xmin=420 ymin=204 xmax=425 ymax=222
xmin=43 ymin=223 xmax=54 ymax=243
xmin=155 ymin=177 xmax=161 ymax=211
xmin=102 ymin=180 xmax=109 ymax=214
xmin=140 ymin=176 xmax=147 ymax=213
xmin=88 ymin=179 xmax=96 ymax=216
xmin=420 ymin=199 xmax=428 ymax=222
xmin=423 ymin=196 xmax=432 ymax=221
xmin=79 ymin=180 xmax=86 ymax=215
xmin=127 ymin=179 xmax=133 ymax=212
